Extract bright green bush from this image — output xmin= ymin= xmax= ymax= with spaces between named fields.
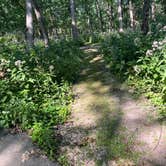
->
xmin=31 ymin=122 xmax=56 ymax=158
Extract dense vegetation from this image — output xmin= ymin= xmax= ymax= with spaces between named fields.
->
xmin=100 ymin=28 xmax=166 ymax=119
xmin=0 ymin=0 xmax=165 ymax=162
xmin=0 ymin=35 xmax=83 ymax=157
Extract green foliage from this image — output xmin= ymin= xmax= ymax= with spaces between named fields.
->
xmin=31 ymin=122 xmax=56 ymax=158
xmin=131 ymin=41 xmax=166 ymax=118
xmin=100 ymin=30 xmax=151 ymax=76
xmin=58 ymin=155 xmax=69 ymax=166
xmin=0 ymin=35 xmax=83 ymax=156
xmin=40 ymin=40 xmax=83 ymax=82
xmin=101 ymin=31 xmax=166 ymax=119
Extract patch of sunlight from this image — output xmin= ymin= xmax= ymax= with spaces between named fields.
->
xmin=89 ymin=81 xmax=102 ymax=88
xmin=89 ymin=56 xmax=104 ymax=63
xmin=87 ymin=83 xmax=110 ymax=95
xmin=85 ymin=48 xmax=98 ymax=53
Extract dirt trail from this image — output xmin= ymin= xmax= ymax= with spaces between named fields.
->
xmin=58 ymin=46 xmax=166 ymax=166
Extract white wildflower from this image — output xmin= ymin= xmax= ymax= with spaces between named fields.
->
xmin=160 ymin=26 xmax=166 ymax=32
xmin=0 ymin=59 xmax=9 ymax=66
xmin=15 ymin=60 xmax=22 ymax=67
xmin=152 ymin=41 xmax=158 ymax=48
xmin=146 ymin=50 xmax=153 ymax=56
xmin=49 ymin=65 xmax=54 ymax=71
xmin=153 ymin=47 xmax=156 ymax=51
xmin=158 ymin=46 xmax=162 ymax=50
xmin=7 ymin=68 xmax=11 ymax=72
xmin=159 ymin=41 xmax=163 ymax=46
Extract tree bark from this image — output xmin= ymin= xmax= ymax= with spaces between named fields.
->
xmin=95 ymin=0 xmax=104 ymax=32
xmin=151 ymin=1 xmax=155 ymax=21
xmin=32 ymin=0 xmax=49 ymax=47
xmin=129 ymin=0 xmax=134 ymax=29
xmin=107 ymin=3 xmax=113 ymax=32
xmin=141 ymin=0 xmax=150 ymax=35
xmin=26 ymin=0 xmax=34 ymax=48
xmin=70 ymin=0 xmax=78 ymax=39
xmin=117 ymin=0 xmax=123 ymax=32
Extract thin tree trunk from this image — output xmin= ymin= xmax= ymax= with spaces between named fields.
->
xmin=151 ymin=1 xmax=155 ymax=21
xmin=95 ymin=0 xmax=104 ymax=32
xmin=26 ymin=0 xmax=34 ymax=48
xmin=95 ymin=1 xmax=100 ymax=32
xmin=141 ymin=0 xmax=150 ymax=35
xmin=118 ymin=0 xmax=123 ymax=32
xmin=129 ymin=0 xmax=134 ymax=29
xmin=49 ymin=13 xmax=59 ymax=39
xmin=84 ymin=3 xmax=93 ymax=34
xmin=70 ymin=0 xmax=78 ymax=39
xmin=107 ymin=3 xmax=113 ymax=32
xmin=87 ymin=17 xmax=93 ymax=34
xmin=32 ymin=0 xmax=49 ymax=47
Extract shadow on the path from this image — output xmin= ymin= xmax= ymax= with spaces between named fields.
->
xmin=57 ymin=46 xmax=141 ymax=165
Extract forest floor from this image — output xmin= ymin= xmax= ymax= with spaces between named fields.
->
xmin=0 ymin=45 xmax=166 ymax=166
xmin=57 ymin=45 xmax=166 ymax=166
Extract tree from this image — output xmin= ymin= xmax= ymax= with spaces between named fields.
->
xmin=95 ymin=0 xmax=104 ymax=32
xmin=151 ymin=0 xmax=155 ymax=21
xmin=26 ymin=0 xmax=34 ymax=47
xmin=141 ymin=0 xmax=150 ymax=35
xmin=107 ymin=3 xmax=114 ymax=32
xmin=117 ymin=0 xmax=123 ymax=32
xmin=32 ymin=0 xmax=49 ymax=47
xmin=70 ymin=0 xmax=78 ymax=39
xmin=129 ymin=0 xmax=134 ymax=29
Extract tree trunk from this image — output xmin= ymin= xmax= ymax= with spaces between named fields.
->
xmin=32 ymin=0 xmax=49 ymax=47
xmin=95 ymin=0 xmax=104 ymax=32
xmin=141 ymin=0 xmax=150 ymax=35
xmin=107 ymin=3 xmax=113 ymax=32
xmin=70 ymin=0 xmax=78 ymax=39
xmin=129 ymin=0 xmax=134 ymax=29
xmin=151 ymin=1 xmax=155 ymax=21
xmin=161 ymin=0 xmax=166 ymax=14
xmin=117 ymin=0 xmax=123 ymax=32
xmin=26 ymin=0 xmax=34 ymax=48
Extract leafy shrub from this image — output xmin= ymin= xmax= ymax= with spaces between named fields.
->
xmin=0 ymin=98 xmax=38 ymax=129
xmin=40 ymin=40 xmax=83 ymax=82
xmin=100 ymin=30 xmax=151 ymax=76
xmin=0 ymin=35 xmax=83 ymax=156
xmin=131 ymin=40 xmax=166 ymax=119
xmin=101 ymin=30 xmax=166 ymax=119
xmin=31 ymin=122 xmax=56 ymax=158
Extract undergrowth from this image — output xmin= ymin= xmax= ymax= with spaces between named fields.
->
xmin=100 ymin=29 xmax=166 ymax=119
xmin=0 ymin=35 xmax=83 ymax=158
